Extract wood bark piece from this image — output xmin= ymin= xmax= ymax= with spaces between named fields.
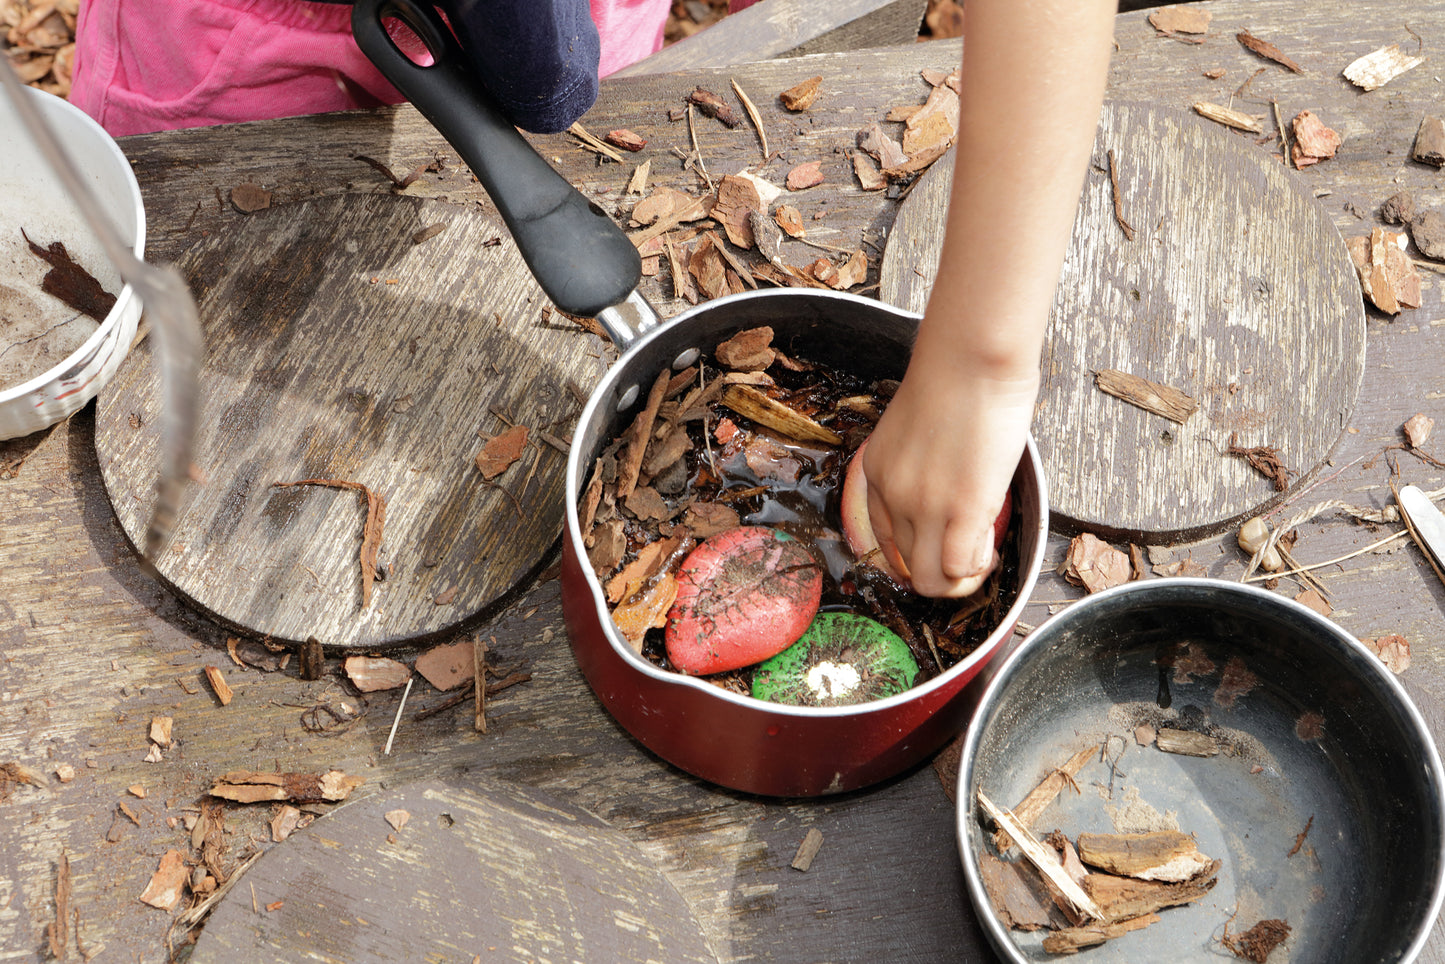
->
xmin=203 ymin=666 xmax=233 ymax=705
xmin=208 ymin=770 xmax=364 ymax=804
xmin=475 ymin=425 xmax=529 ymax=479
xmin=687 ymin=87 xmax=741 ymax=128
xmin=1290 ymin=110 xmax=1340 ymax=169
xmin=626 ymin=159 xmax=650 ymax=195
xmin=1060 ymin=533 xmax=1132 ymax=594
xmin=786 ymin=161 xmax=825 ymax=191
xmin=978 ymin=851 xmax=1068 ymax=932
xmin=139 ymin=850 xmax=189 ymax=910
xmin=1041 ymin=913 xmax=1160 ymax=954
xmin=715 ymin=326 xmax=776 ymax=371
xmin=617 ymin=370 xmax=671 ymax=499
xmin=1148 ymin=6 xmax=1210 ymax=34
xmin=230 ymin=183 xmax=272 ymax=213
xmin=1076 ymin=831 xmax=1211 ymax=882
xmin=714 ymin=174 xmax=763 ymax=248
xmin=976 ymin=790 xmax=1104 ymax=922
xmin=1083 ymin=860 xmax=1221 ymax=921
xmin=1224 ymin=917 xmax=1291 ymax=961
xmin=1343 ymin=44 xmax=1424 ymax=90
xmin=415 ymin=640 xmax=475 ymax=691
xmin=994 ymin=745 xmax=1097 ymax=851
xmin=630 ymin=193 xmax=713 ymax=248
xmin=149 ymin=716 xmax=173 ymax=748
xmin=1346 ymin=227 xmax=1421 ymax=314
xmin=1094 ymin=369 xmax=1197 ymax=423
xmin=791 ymin=828 xmax=825 ymax=871
xmin=1193 ymin=101 xmax=1263 ymax=134
xmin=853 ymin=151 xmax=886 ymax=191
xmin=780 ymin=76 xmax=822 ymax=111
xmin=1412 ymin=116 xmax=1445 ymax=168
xmin=270 ymin=806 xmax=302 ymax=842
xmin=1156 ymin=728 xmax=1220 ymax=757
xmin=604 ymin=129 xmax=647 ymax=152
xmin=343 ymin=655 xmax=411 ymax=692
xmin=857 ymin=122 xmax=907 ymax=170
xmin=775 ymin=205 xmax=806 ymax=238
xmin=1237 ymin=30 xmax=1303 ymax=72
xmin=721 ymin=384 xmax=842 ymax=445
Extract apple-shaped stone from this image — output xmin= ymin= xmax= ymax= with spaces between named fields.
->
xmin=664 ymin=527 xmax=823 ymax=675
xmin=840 ymin=438 xmax=1012 ymax=593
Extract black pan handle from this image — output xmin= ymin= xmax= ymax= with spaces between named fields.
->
xmin=352 ymin=0 xmax=641 ymax=318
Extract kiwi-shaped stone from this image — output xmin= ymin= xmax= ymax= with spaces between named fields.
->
xmin=751 ymin=613 xmax=919 ymax=707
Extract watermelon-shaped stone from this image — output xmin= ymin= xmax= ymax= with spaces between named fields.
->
xmin=751 ymin=613 xmax=919 ymax=707
xmin=665 ymin=526 xmax=823 ymax=675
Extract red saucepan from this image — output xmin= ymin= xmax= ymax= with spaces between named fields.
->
xmin=354 ymin=0 xmax=1049 ymax=796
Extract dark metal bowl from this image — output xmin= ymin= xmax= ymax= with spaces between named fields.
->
xmin=957 ymin=578 xmax=1445 ymax=963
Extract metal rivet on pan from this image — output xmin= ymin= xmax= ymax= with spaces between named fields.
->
xmin=615 ymin=385 xmax=639 ymax=412
xmin=672 ymin=348 xmax=700 ymax=369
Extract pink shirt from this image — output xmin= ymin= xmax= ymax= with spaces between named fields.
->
xmin=71 ymin=0 xmax=676 ymax=137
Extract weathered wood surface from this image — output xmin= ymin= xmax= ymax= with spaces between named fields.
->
xmin=3 ymin=3 xmax=1445 ymax=963
xmin=93 ymin=194 xmax=608 ymax=648
xmin=881 ymin=102 xmax=1366 ymax=543
xmin=191 ymin=777 xmax=716 ymax=963
xmin=618 ymin=0 xmax=927 ymax=78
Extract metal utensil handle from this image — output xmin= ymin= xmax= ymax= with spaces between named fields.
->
xmin=351 ymin=0 xmax=657 ymax=346
xmin=0 ymin=60 xmax=201 ymax=559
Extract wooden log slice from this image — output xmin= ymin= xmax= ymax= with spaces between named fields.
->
xmin=189 ymin=777 xmax=716 ymax=963
xmin=95 ymin=194 xmax=611 ymax=648
xmin=879 ymin=102 xmax=1365 ymax=543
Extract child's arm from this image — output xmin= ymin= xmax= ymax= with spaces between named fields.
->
xmin=861 ymin=0 xmax=1117 ymax=597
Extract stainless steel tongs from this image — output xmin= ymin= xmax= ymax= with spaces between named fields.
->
xmin=0 ymin=59 xmax=201 ymax=560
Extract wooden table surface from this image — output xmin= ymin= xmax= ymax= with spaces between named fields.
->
xmin=5 ymin=1 xmax=1445 ymax=961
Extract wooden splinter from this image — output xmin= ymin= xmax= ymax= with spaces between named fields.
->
xmin=1094 ymin=369 xmax=1198 ymax=424
xmin=977 ymin=789 xmax=1104 ymax=923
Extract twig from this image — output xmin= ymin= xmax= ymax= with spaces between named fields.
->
xmin=976 ymin=790 xmax=1103 ymax=922
xmin=1288 ymin=814 xmax=1314 ymax=856
xmin=686 ymin=104 xmax=714 ymax=191
xmin=173 ymin=852 xmax=263 ymax=932
xmin=473 ymin=637 xmax=488 ymax=734
xmin=731 ymin=78 xmax=769 ymax=162
xmin=383 ymin=677 xmax=413 ymax=755
xmin=1272 ymin=98 xmax=1290 ymax=162
xmin=791 ymin=235 xmax=856 ymax=255
xmin=1106 ymin=149 xmax=1135 ymax=241
xmin=412 ymin=671 xmax=533 ymax=721
xmin=921 ymin=623 xmax=945 ymax=673
xmin=1277 ymin=545 xmax=1331 ymax=598
xmin=567 ymin=122 xmax=624 ymax=163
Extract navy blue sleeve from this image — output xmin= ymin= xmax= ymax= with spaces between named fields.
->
xmin=439 ymin=0 xmax=601 ymax=134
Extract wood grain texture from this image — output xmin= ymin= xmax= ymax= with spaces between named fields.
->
xmin=880 ymin=102 xmax=1366 ymax=542
xmin=615 ymin=0 xmax=926 ymax=77
xmin=94 ymin=195 xmax=610 ymax=648
xmin=5 ymin=3 xmax=1445 ymax=963
xmin=191 ymin=778 xmax=716 ymax=963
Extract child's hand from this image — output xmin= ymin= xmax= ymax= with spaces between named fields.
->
xmin=862 ymin=356 xmax=1038 ymax=597
xmin=852 ymin=0 xmax=1116 ymax=597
